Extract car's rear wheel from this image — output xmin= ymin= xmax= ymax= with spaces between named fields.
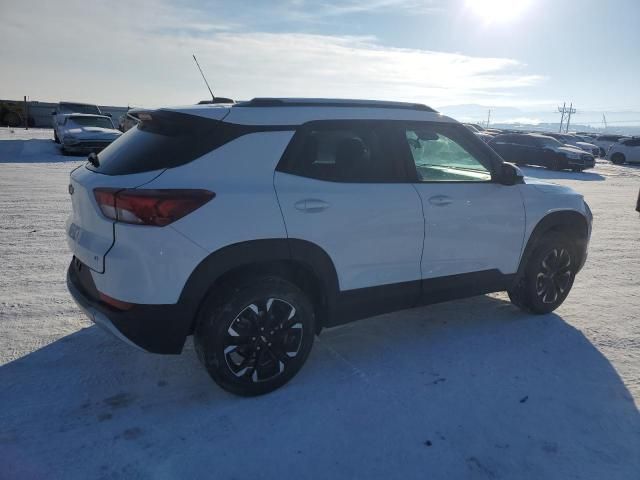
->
xmin=508 ymin=233 xmax=577 ymax=314
xmin=611 ymin=153 xmax=626 ymax=165
xmin=194 ymin=277 xmax=315 ymax=396
xmin=53 ymin=130 xmax=60 ymax=144
xmin=548 ymin=157 xmax=561 ymax=171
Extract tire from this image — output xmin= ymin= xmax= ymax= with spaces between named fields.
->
xmin=548 ymin=157 xmax=561 ymax=171
xmin=611 ymin=153 xmax=626 ymax=165
xmin=508 ymin=232 xmax=577 ymax=314
xmin=194 ymin=276 xmax=315 ymax=396
xmin=54 ymin=130 xmax=60 ymax=144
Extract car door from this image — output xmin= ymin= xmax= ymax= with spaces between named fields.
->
xmin=399 ymin=122 xmax=525 ymax=295
xmin=274 ymin=120 xmax=424 ymax=298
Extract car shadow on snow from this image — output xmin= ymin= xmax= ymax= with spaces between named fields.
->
xmin=1 ymin=295 xmax=638 ymax=479
xmin=0 ymin=138 xmax=77 ymax=163
xmin=519 ymin=165 xmax=605 ymax=181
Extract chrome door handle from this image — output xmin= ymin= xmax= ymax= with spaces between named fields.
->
xmin=428 ymin=195 xmax=452 ymax=206
xmin=294 ymin=199 xmax=330 ymax=213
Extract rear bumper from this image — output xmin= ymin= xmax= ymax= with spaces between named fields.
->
xmin=66 ymin=258 xmax=191 ymax=354
xmin=567 ymin=157 xmax=595 ymax=169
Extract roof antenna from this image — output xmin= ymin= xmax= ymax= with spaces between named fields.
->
xmin=192 ymin=54 xmax=215 ymax=102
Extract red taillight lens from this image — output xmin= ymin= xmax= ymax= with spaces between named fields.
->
xmin=94 ymin=188 xmax=214 ymax=226
xmin=98 ymin=292 xmax=134 ymax=311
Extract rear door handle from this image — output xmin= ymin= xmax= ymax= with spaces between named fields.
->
xmin=294 ymin=199 xmax=330 ymax=213
xmin=428 ymin=195 xmax=452 ymax=206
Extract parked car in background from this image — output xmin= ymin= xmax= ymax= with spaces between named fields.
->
xmin=607 ymin=137 xmax=640 ymax=164
xmin=463 ymin=123 xmax=494 ymax=143
xmin=543 ymin=133 xmax=600 ymax=157
xmin=489 ymin=133 xmax=595 ymax=171
xmin=592 ymin=134 xmax=630 ymax=157
xmin=118 ymin=110 xmax=140 ymax=132
xmin=66 ymin=97 xmax=592 ymax=396
xmin=57 ymin=114 xmax=121 ymax=155
xmin=52 ymin=102 xmax=104 ymax=143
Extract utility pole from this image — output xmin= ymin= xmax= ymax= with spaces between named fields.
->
xmin=486 ymin=109 xmax=491 ymax=128
xmin=565 ymin=102 xmax=576 ymax=133
xmin=602 ymin=114 xmax=608 ymax=130
xmin=558 ymin=102 xmax=566 ymax=132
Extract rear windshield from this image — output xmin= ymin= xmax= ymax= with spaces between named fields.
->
xmin=88 ymin=110 xmax=246 ymax=175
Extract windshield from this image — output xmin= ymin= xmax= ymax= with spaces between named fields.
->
xmin=68 ymin=117 xmax=114 ymax=129
xmin=59 ymin=103 xmax=101 ymax=115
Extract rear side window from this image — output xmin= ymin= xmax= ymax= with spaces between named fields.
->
xmin=278 ymin=121 xmax=405 ymax=182
xmin=622 ymin=138 xmax=640 ymax=147
xmin=89 ymin=110 xmax=248 ymax=175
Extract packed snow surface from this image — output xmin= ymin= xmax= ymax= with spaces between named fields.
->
xmin=0 ymin=127 xmax=639 ymax=479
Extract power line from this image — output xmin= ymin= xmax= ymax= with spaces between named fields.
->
xmin=558 ymin=102 xmax=566 ymax=132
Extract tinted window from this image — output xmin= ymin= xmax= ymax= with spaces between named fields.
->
xmin=623 ymin=138 xmax=640 ymax=147
xmin=68 ymin=116 xmax=114 ymax=129
xmin=282 ymin=122 xmax=403 ymax=182
xmin=89 ymin=111 xmax=262 ymax=175
xmin=402 ymin=124 xmax=491 ymax=182
xmin=59 ymin=103 xmax=101 ymax=115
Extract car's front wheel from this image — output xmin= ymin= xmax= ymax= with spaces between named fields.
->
xmin=610 ymin=153 xmax=626 ymax=165
xmin=508 ymin=233 xmax=577 ymax=314
xmin=194 ymin=276 xmax=315 ymax=396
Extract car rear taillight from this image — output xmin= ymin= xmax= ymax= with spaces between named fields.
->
xmin=94 ymin=188 xmax=214 ymax=226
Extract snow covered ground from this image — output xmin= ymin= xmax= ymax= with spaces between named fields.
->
xmin=1 ymin=127 xmax=639 ymax=479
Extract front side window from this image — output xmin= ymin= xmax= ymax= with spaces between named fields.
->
xmin=283 ymin=122 xmax=402 ymax=182
xmin=404 ymin=126 xmax=492 ymax=182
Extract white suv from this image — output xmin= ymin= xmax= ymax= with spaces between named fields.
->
xmin=66 ymin=98 xmax=592 ymax=396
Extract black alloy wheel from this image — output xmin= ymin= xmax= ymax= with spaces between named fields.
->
xmin=534 ymin=248 xmax=573 ymax=305
xmin=195 ymin=277 xmax=315 ymax=396
xmin=223 ymin=298 xmax=304 ymax=383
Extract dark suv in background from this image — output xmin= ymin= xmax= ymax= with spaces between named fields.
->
xmin=489 ymin=133 xmax=595 ymax=171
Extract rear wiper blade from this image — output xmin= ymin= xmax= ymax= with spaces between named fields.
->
xmin=87 ymin=152 xmax=100 ymax=167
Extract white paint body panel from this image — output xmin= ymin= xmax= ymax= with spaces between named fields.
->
xmin=224 ymin=106 xmax=454 ymax=126
xmin=412 ymin=182 xmax=526 ymax=278
xmin=143 ymin=131 xmax=294 ymax=253
xmin=66 ymin=166 xmax=163 ymax=272
xmin=519 ymin=177 xmax=590 ymax=243
xmin=275 ymin=172 xmax=424 ymax=290
xmin=91 ymin=222 xmax=208 ymax=304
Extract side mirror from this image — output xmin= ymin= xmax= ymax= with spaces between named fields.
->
xmin=498 ymin=162 xmax=523 ymax=186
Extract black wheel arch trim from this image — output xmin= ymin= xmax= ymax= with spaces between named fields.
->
xmin=178 ymin=238 xmax=340 ymax=334
xmin=516 ymin=210 xmax=590 ymax=283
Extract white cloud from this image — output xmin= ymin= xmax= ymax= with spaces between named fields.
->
xmin=0 ymin=0 xmax=544 ymax=108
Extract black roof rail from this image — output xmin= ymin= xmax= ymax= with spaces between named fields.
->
xmin=234 ymin=98 xmax=437 ymax=112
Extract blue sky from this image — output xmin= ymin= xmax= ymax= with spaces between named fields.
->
xmin=1 ymin=0 xmax=639 ymax=125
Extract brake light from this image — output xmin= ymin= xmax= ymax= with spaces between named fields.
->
xmin=94 ymin=188 xmax=214 ymax=226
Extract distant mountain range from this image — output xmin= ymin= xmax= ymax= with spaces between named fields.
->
xmin=437 ymin=104 xmax=640 ymax=135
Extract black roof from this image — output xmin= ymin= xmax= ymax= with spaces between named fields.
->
xmin=234 ymin=97 xmax=436 ymax=112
